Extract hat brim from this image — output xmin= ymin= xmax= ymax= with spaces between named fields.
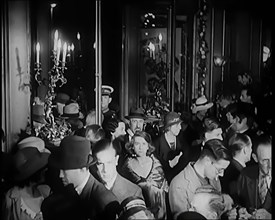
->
xmin=164 ymin=119 xmax=183 ymax=129
xmin=145 ymin=116 xmax=161 ymax=123
xmin=60 ymin=113 xmax=80 ymax=118
xmin=192 ymin=103 xmax=213 ymax=114
xmin=125 ymin=115 xmax=147 ymax=120
xmin=102 ymin=85 xmax=114 ymax=93
xmin=102 ymin=93 xmax=112 ymax=96
xmin=49 ymin=149 xmax=96 ymax=170
xmin=55 ymin=99 xmax=69 ymax=104
xmin=122 ymin=207 xmax=147 ymax=219
xmin=18 ymin=137 xmax=51 ymax=154
xmin=33 ymin=115 xmax=47 ymax=124
xmin=13 ymin=152 xmax=50 ymax=181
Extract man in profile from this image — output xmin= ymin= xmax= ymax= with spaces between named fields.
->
xmin=236 ymin=134 xmax=272 ymax=219
xmin=43 ymin=135 xmax=120 ymax=220
xmin=169 ymin=139 xmax=231 ymax=219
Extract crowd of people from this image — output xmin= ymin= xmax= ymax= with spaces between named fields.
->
xmin=0 ymin=77 xmax=272 ymax=220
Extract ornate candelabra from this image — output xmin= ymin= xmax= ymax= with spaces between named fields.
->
xmin=34 ymin=39 xmax=71 ymax=143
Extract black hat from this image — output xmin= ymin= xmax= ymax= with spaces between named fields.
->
xmin=55 ymin=93 xmax=70 ymax=104
xmin=125 ymin=107 xmax=147 ymax=120
xmin=164 ymin=112 xmax=182 ymax=129
xmin=13 ymin=147 xmax=50 ymax=181
xmin=32 ymin=104 xmax=47 ymax=124
xmin=49 ymin=136 xmax=95 ymax=170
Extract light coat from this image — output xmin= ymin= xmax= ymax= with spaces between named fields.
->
xmin=168 ymin=162 xmax=221 ymax=220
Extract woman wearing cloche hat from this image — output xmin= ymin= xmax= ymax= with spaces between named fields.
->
xmin=2 ymin=147 xmax=51 ymax=220
xmin=154 ymin=111 xmax=189 ymax=183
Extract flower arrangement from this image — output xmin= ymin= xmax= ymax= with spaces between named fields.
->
xmin=34 ymin=119 xmax=71 ymax=143
xmin=140 ymin=37 xmax=170 ymax=121
xmin=196 ymin=0 xmax=209 ymax=96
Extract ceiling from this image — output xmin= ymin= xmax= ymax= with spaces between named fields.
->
xmin=122 ymin=0 xmax=272 ymax=18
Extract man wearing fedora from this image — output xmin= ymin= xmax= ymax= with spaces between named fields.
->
xmin=45 ymin=135 xmax=121 ymax=220
xmin=124 ymin=107 xmax=147 ymax=142
xmin=61 ymin=102 xmax=84 ymax=133
xmin=154 ymin=111 xmax=189 ymax=183
xmin=32 ymin=104 xmax=47 ymax=134
xmin=52 ymin=92 xmax=70 ymax=117
xmin=117 ymin=107 xmax=147 ymax=168
xmin=189 ymin=95 xmax=214 ymax=145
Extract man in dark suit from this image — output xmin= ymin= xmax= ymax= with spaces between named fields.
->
xmin=91 ymin=138 xmax=144 ymax=203
xmin=220 ymin=133 xmax=253 ymax=200
xmin=236 ymin=134 xmax=272 ymax=219
xmin=44 ymin=135 xmax=121 ymax=220
xmin=124 ymin=107 xmax=147 ymax=143
xmin=101 ymin=85 xmax=117 ymax=124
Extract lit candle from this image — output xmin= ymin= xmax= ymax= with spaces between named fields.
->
xmin=77 ymin=32 xmax=81 ymax=51
xmin=53 ymin=30 xmax=58 ymax=51
xmin=56 ymin=39 xmax=62 ymax=63
xmin=62 ymin=42 xmax=67 ymax=63
xmin=158 ymin=33 xmax=162 ymax=50
xmin=152 ymin=43 xmax=155 ymax=60
xmin=71 ymin=43 xmax=75 ymax=64
xmin=148 ymin=42 xmax=153 ymax=58
xmin=36 ymin=42 xmax=40 ymax=63
xmin=67 ymin=45 xmax=71 ymax=63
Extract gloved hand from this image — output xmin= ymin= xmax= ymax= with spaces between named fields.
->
xmin=103 ymin=118 xmax=118 ymax=134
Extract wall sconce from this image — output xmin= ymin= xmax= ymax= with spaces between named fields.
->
xmin=213 ymin=56 xmax=226 ymax=67
xmin=214 ymin=56 xmax=227 ymax=92
xmin=263 ymin=46 xmax=271 ymax=63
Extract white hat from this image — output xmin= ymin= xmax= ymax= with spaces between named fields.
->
xmin=101 ymin=85 xmax=114 ymax=96
xmin=17 ymin=136 xmax=51 ymax=154
xmin=191 ymin=95 xmax=213 ymax=114
xmin=61 ymin=102 xmax=80 ymax=118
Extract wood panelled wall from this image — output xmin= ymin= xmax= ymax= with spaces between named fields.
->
xmin=208 ymin=7 xmax=264 ymax=99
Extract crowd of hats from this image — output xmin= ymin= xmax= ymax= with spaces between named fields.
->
xmin=12 ymin=135 xmax=95 ymax=183
xmin=32 ymin=91 xmax=214 ymax=142
xmin=12 ymin=91 xmax=220 ymax=219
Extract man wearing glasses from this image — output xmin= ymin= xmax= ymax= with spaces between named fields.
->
xmin=236 ymin=134 xmax=272 ymax=219
xmin=168 ymin=139 xmax=231 ymax=220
